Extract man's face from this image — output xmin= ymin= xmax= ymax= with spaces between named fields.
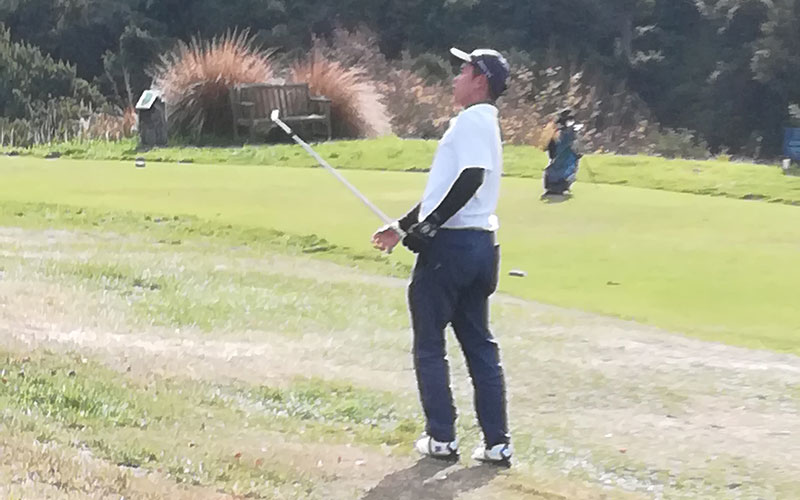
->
xmin=453 ymin=62 xmax=485 ymax=106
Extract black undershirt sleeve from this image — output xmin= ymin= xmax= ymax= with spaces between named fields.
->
xmin=397 ymin=204 xmax=420 ymax=233
xmin=397 ymin=167 xmax=485 ymax=231
xmin=428 ymin=167 xmax=485 ymax=224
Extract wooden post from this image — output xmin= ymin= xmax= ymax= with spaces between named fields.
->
xmin=136 ymin=90 xmax=168 ymax=149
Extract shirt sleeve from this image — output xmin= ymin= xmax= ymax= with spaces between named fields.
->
xmin=452 ymin=115 xmax=495 ymax=173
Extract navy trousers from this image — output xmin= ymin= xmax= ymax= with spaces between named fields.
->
xmin=408 ymin=229 xmax=509 ymax=447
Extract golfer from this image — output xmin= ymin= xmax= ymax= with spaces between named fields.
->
xmin=372 ymin=47 xmax=512 ymax=463
xmin=542 ymin=109 xmax=582 ymax=197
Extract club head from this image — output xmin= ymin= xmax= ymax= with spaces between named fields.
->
xmin=270 ymin=109 xmax=280 ymax=122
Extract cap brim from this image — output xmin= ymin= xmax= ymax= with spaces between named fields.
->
xmin=449 ymin=48 xmax=472 ymax=63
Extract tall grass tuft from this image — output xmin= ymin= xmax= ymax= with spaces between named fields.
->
xmin=290 ymin=49 xmax=390 ymax=139
xmin=0 ymin=103 xmax=136 ymax=148
xmin=151 ymin=30 xmax=275 ymax=139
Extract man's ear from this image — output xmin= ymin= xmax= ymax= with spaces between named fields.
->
xmin=479 ymin=74 xmax=492 ymax=98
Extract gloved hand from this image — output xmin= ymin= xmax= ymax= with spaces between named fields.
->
xmin=403 ymin=219 xmax=439 ymax=254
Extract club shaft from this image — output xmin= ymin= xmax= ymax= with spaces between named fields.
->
xmin=272 ymin=117 xmax=393 ymax=225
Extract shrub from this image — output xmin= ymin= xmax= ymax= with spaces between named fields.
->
xmin=312 ymin=27 xmax=666 ymax=153
xmin=151 ymin=30 xmax=275 ymax=139
xmin=0 ymin=25 xmax=90 ymax=118
xmin=407 ymin=53 xmax=451 ymax=84
xmin=0 ymin=24 xmax=112 ymax=147
xmin=290 ymin=48 xmax=390 ymax=139
xmin=307 ymin=27 xmax=452 ymax=138
xmin=646 ymin=128 xmax=711 ymax=159
xmin=380 ymin=68 xmax=453 ymax=139
xmin=497 ymin=60 xmax=663 ymax=154
xmin=0 ymin=101 xmax=133 ymax=149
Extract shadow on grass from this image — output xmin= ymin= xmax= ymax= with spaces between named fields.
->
xmin=361 ymin=458 xmax=501 ymax=500
xmin=539 ymin=192 xmax=573 ymax=204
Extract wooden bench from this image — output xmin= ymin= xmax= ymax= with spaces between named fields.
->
xmin=229 ymin=83 xmax=332 ymax=141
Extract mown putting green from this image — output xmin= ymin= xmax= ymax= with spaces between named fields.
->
xmin=2 ymin=156 xmax=799 ymax=353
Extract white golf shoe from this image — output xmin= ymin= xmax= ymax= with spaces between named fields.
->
xmin=414 ymin=434 xmax=459 ymax=460
xmin=472 ymin=442 xmax=513 ymax=465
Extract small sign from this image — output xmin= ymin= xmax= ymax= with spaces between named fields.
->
xmin=136 ymin=90 xmax=162 ymax=110
xmin=784 ymin=128 xmax=800 ymax=162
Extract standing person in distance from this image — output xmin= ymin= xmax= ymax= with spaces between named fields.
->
xmin=542 ymin=109 xmax=582 ymax=198
xmin=371 ymin=47 xmax=513 ymax=465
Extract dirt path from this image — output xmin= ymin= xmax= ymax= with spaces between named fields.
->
xmin=2 ymin=227 xmax=799 ymax=499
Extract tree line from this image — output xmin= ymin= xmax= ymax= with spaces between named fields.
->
xmin=1 ymin=0 xmax=798 ymax=156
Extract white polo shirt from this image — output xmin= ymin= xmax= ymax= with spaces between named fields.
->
xmin=419 ymin=103 xmax=502 ymax=231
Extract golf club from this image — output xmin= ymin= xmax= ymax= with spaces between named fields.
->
xmin=270 ymin=109 xmax=393 ymax=226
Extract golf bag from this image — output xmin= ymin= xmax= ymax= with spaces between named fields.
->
xmin=543 ymin=126 xmax=580 ymax=195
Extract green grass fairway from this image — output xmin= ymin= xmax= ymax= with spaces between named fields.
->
xmin=2 ymin=156 xmax=800 ymax=353
xmin=19 ymin=136 xmax=800 ymax=204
